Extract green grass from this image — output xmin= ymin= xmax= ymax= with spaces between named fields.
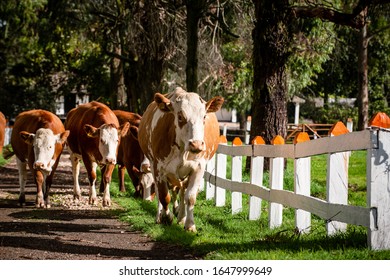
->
xmin=3 ymin=146 xmax=388 ymax=259
xmin=109 ymin=150 xmax=390 ymax=259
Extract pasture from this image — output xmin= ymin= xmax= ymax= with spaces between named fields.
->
xmin=112 ymin=149 xmax=390 ymax=260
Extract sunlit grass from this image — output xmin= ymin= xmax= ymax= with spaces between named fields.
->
xmin=109 ymin=149 xmax=390 ymax=259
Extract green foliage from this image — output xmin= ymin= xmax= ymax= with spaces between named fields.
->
xmin=287 ymin=18 xmax=336 ymax=98
xmin=300 ymin=100 xmax=358 ymax=127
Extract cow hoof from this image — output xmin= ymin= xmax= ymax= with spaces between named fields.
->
xmin=177 ymin=217 xmax=186 ymax=225
xmin=73 ymin=193 xmax=81 ymax=201
xmin=161 ymin=213 xmax=174 ymax=225
xmin=185 ymin=225 xmax=197 ymax=233
xmin=103 ymin=200 xmax=111 ymax=207
xmin=19 ymin=195 xmax=26 ymax=206
xmin=89 ymin=196 xmax=98 ymax=205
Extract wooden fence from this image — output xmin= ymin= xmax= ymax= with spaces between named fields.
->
xmin=203 ymin=112 xmax=390 ymax=251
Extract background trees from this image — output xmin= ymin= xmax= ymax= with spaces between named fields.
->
xmin=0 ymin=0 xmax=389 ymax=143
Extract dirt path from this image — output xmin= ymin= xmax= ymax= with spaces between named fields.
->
xmin=0 ymin=150 xmax=196 ymax=260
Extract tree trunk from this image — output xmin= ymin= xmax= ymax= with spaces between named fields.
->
xmin=251 ymin=1 xmax=290 ymax=144
xmin=186 ymin=0 xmax=204 ymax=92
xmin=250 ymin=0 xmax=291 ymax=170
xmin=357 ymin=7 xmax=369 ymax=130
xmin=126 ymin=58 xmax=164 ymax=114
xmin=110 ymin=45 xmax=127 ymax=109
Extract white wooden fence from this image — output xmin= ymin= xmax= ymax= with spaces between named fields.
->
xmin=203 ymin=114 xmax=390 ymax=251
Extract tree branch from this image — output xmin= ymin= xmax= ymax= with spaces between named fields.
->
xmin=291 ymin=0 xmax=390 ymax=29
xmin=291 ymin=6 xmax=365 ymax=29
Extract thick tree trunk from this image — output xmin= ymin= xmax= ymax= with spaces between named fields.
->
xmin=250 ymin=0 xmax=291 ymax=170
xmin=251 ymin=1 xmax=290 ymax=144
xmin=126 ymin=58 xmax=164 ymax=114
xmin=186 ymin=1 xmax=203 ymax=92
xmin=110 ymin=45 xmax=127 ymax=109
xmin=357 ymin=8 xmax=369 ymax=130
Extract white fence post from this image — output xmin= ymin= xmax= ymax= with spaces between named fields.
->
xmin=215 ymin=135 xmax=227 ymax=207
xmin=269 ymin=135 xmax=285 ymax=229
xmin=367 ymin=128 xmax=390 ymax=250
xmin=231 ymin=137 xmax=243 ymax=214
xmin=294 ymin=132 xmax=311 ymax=233
xmin=326 ymin=122 xmax=350 ymax=235
xmin=249 ymin=136 xmax=265 ymax=220
xmin=205 ymin=154 xmax=216 ymax=199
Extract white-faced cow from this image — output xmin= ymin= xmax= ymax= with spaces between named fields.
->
xmin=138 ymin=87 xmax=224 ymax=232
xmin=0 ymin=111 xmax=5 ymax=155
xmin=65 ymin=101 xmax=129 ymax=207
xmin=112 ymin=110 xmax=143 ymax=195
xmin=10 ymin=110 xmax=69 ymax=208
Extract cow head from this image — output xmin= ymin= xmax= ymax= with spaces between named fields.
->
xmin=155 ymin=87 xmax=224 ymax=155
xmin=20 ymin=128 xmax=70 ymax=173
xmin=84 ymin=122 xmax=130 ymax=165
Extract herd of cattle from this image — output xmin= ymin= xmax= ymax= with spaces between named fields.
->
xmin=0 ymin=87 xmax=224 ymax=232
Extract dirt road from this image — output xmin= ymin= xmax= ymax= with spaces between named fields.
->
xmin=0 ymin=151 xmax=196 ymax=260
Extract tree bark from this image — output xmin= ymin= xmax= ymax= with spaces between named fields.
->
xmin=126 ymin=57 xmax=164 ymax=114
xmin=250 ymin=0 xmax=291 ymax=170
xmin=110 ymin=45 xmax=127 ymax=109
xmin=186 ymin=0 xmax=203 ymax=92
xmin=251 ymin=0 xmax=290 ymax=145
xmin=357 ymin=8 xmax=369 ymax=130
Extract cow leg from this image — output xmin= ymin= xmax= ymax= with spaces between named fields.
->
xmin=118 ymin=165 xmax=126 ymax=193
xmin=16 ymin=158 xmax=28 ymax=206
xmin=102 ymin=163 xmax=115 ymax=207
xmin=184 ymin=164 xmax=205 ymax=232
xmin=43 ymin=158 xmax=59 ymax=208
xmin=176 ymin=187 xmax=186 ymax=225
xmin=85 ymin=161 xmax=98 ymax=205
xmin=156 ymin=181 xmax=173 ymax=225
xmin=34 ymin=170 xmax=45 ymax=208
xmin=70 ymin=153 xmax=82 ymax=200
xmin=128 ymin=166 xmax=141 ymax=197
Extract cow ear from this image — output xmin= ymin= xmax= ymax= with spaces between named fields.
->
xmin=20 ymin=131 xmax=35 ymax=145
xmin=119 ymin=122 xmax=130 ymax=138
xmin=206 ymin=96 xmax=224 ymax=113
xmin=56 ymin=130 xmax=70 ymax=144
xmin=155 ymin=93 xmax=173 ymax=112
xmin=84 ymin=124 xmax=99 ymax=138
xmin=129 ymin=125 xmax=139 ymax=140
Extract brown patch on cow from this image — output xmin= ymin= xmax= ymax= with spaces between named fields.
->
xmin=188 ymin=195 xmax=196 ymax=206
xmin=177 ymin=111 xmax=188 ymax=129
xmin=152 ymin=113 xmax=177 ymax=161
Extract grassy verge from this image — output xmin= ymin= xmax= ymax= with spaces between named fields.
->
xmin=110 ymin=150 xmax=390 ymax=259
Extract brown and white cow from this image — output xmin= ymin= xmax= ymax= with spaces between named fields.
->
xmin=65 ymin=101 xmax=129 ymax=207
xmin=110 ymin=110 xmax=154 ymax=198
xmin=0 ymin=111 xmax=6 ymax=155
xmin=138 ymin=87 xmax=224 ymax=232
xmin=10 ymin=110 xmax=69 ymax=208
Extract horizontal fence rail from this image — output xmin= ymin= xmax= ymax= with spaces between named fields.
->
xmin=203 ymin=115 xmax=390 ymax=251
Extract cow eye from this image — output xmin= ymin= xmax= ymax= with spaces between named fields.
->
xmin=178 ymin=113 xmax=185 ymax=123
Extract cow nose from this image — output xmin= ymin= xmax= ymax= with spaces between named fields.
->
xmin=189 ymin=140 xmax=205 ymax=153
xmin=34 ymin=162 xmax=45 ymax=170
xmin=106 ymin=158 xmax=116 ymax=165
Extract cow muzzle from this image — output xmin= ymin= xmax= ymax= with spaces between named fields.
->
xmin=105 ymin=157 xmax=116 ymax=165
xmin=188 ymin=140 xmax=205 ymax=154
xmin=33 ymin=161 xmax=52 ymax=172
